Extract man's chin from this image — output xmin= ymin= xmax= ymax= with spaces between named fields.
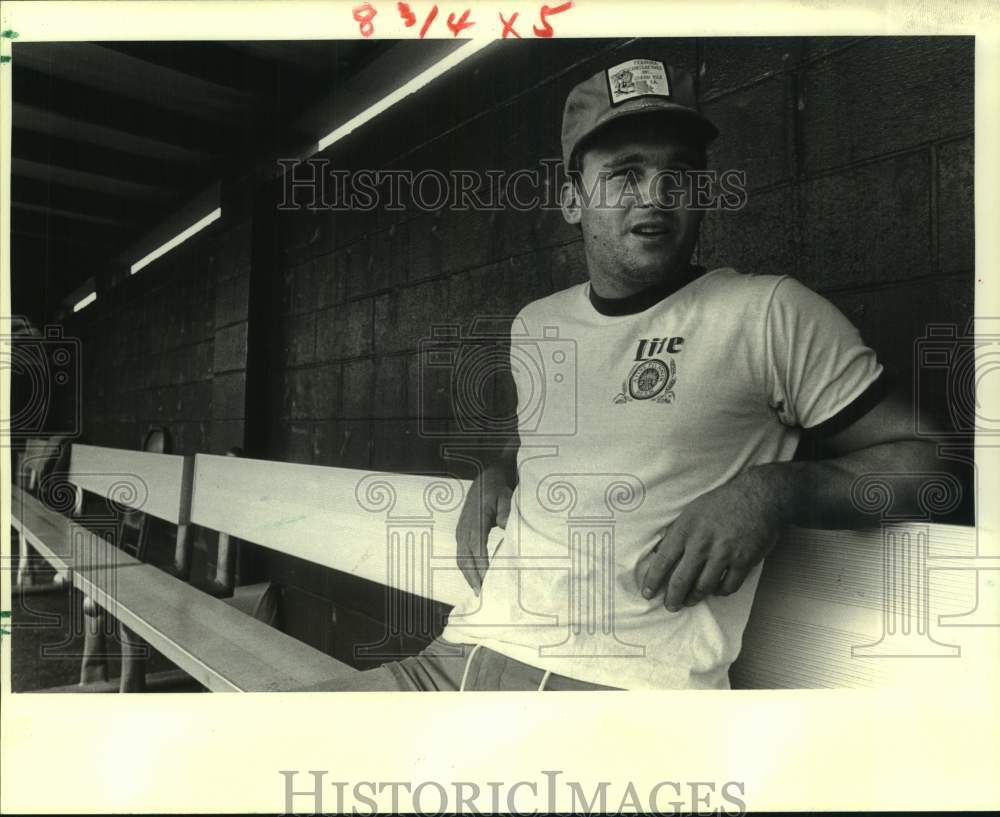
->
xmin=622 ymin=260 xmax=682 ymax=287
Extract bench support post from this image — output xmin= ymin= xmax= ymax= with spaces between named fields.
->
xmin=16 ymin=534 xmax=35 ymax=588
xmin=172 ymin=524 xmax=192 ymax=579
xmin=118 ymin=623 xmax=148 ymax=693
xmin=80 ymin=594 xmax=109 ymax=685
xmin=213 ymin=532 xmax=236 ymax=595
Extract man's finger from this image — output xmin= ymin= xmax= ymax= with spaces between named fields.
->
xmin=683 ymin=559 xmax=726 ymax=606
xmin=457 ymin=544 xmax=482 ymax=593
xmin=717 ymin=563 xmax=750 ymax=596
xmin=474 ymin=506 xmax=493 ymax=580
xmin=664 ymin=551 xmax=705 ymax=612
xmin=640 ymin=534 xmax=684 ymax=599
xmin=496 ymin=490 xmax=512 ymax=529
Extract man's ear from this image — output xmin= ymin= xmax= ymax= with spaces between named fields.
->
xmin=560 ymin=180 xmax=582 ymax=225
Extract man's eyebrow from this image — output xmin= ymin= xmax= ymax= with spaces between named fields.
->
xmin=602 ymin=152 xmax=647 ymax=168
xmin=601 ymin=151 xmax=698 ymax=168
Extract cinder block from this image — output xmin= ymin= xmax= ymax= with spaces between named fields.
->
xmin=547 ymin=240 xmax=588 ymax=292
xmin=341 ymin=358 xmax=374 ymax=419
xmin=214 ymin=270 xmax=250 ymax=328
xmin=315 ymin=249 xmax=348 ymax=308
xmin=212 ymin=321 xmax=248 ymax=373
xmin=371 ymin=419 xmax=448 ymax=475
xmin=700 ymin=184 xmax=799 ymax=282
xmin=800 ymin=37 xmax=973 ymax=174
xmin=278 ymin=209 xmax=329 ymax=268
xmin=700 ymin=37 xmax=801 ymax=98
xmin=208 ymin=419 xmax=245 ymax=454
xmin=406 ymin=210 xmax=447 ymax=282
xmin=283 ymin=312 xmax=316 ymax=367
xmin=937 ymin=137 xmax=974 ymax=275
xmin=276 ymin=421 xmax=315 ymax=465
xmin=211 ymin=371 xmax=246 ymax=420
xmin=349 ymin=223 xmax=407 ymax=297
xmin=408 ymin=349 xmax=453 ymax=421
xmin=284 ymin=364 xmax=341 ymax=420
xmin=192 ymin=340 xmax=214 ymax=381
xmin=172 ymin=421 xmax=207 ymax=456
xmin=373 ymin=279 xmax=450 ymax=355
xmin=315 ymin=298 xmax=374 ymax=361
xmin=448 ymin=254 xmax=552 ymax=326
xmin=177 ymin=381 xmax=207 ymax=421
xmin=313 ymin=419 xmax=371 ymax=469
xmin=800 ymin=151 xmax=930 ymax=290
xmin=290 ymin=259 xmax=320 ymax=317
xmin=704 ymin=75 xmax=795 ymax=191
xmin=372 ymin=355 xmax=408 ymax=419
xmin=330 ymin=193 xmax=378 ymax=252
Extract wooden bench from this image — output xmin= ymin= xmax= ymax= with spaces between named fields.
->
xmin=12 ymin=436 xmax=70 ymax=587
xmin=731 ymin=522 xmax=996 ymax=688
xmin=14 ymin=446 xmax=990 ymax=691
xmin=69 ymin=455 xmax=474 ymax=691
xmin=54 ymin=447 xmax=359 ymax=691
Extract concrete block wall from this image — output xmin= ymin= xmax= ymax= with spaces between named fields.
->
xmin=65 ymin=218 xmax=252 ymax=456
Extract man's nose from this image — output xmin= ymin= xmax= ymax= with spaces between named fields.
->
xmin=632 ymin=176 xmax=659 ymax=209
xmin=648 ymin=171 xmax=685 ymax=210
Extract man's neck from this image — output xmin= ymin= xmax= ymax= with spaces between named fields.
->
xmin=588 ymin=265 xmax=705 ymax=316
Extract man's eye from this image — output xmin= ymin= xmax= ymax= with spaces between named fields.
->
xmin=607 ymin=167 xmax=637 ymax=179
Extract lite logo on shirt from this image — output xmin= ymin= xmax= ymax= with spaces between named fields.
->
xmin=613 ymin=335 xmax=684 ymax=404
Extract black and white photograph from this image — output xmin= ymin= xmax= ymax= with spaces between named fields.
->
xmin=2 ymin=1 xmax=998 ymax=813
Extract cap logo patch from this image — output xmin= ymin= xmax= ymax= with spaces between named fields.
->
xmin=607 ymin=59 xmax=671 ymax=105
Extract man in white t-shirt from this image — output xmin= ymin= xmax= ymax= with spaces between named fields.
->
xmin=304 ymin=57 xmax=945 ymax=692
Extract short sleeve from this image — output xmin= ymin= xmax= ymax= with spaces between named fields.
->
xmin=764 ymin=277 xmax=883 ymax=429
xmin=508 ymin=310 xmax=532 ymax=417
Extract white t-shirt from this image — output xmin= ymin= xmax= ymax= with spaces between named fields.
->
xmin=441 ymin=267 xmax=883 ymax=689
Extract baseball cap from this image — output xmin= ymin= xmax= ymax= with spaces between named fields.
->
xmin=561 ymin=59 xmax=718 ymax=169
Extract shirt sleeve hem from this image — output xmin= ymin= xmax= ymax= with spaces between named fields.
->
xmin=801 ymin=368 xmax=889 ymax=436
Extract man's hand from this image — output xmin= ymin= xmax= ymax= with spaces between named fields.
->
xmin=456 ymin=465 xmax=513 ymax=593
xmin=639 ymin=470 xmax=784 ymax=611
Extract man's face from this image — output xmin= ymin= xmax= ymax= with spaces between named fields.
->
xmin=562 ymin=117 xmax=706 ymax=297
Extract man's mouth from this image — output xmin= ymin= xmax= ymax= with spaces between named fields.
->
xmin=630 ymin=222 xmax=672 ymax=238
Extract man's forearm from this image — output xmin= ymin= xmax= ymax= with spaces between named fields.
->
xmin=743 ymin=440 xmax=949 ymax=529
xmin=487 ymin=434 xmax=520 ymax=490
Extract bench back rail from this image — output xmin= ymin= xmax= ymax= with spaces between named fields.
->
xmin=191 ymin=454 xmax=984 ymax=688
xmin=68 ymin=444 xmax=194 ymax=573
xmin=190 ymin=454 xmax=473 ymax=607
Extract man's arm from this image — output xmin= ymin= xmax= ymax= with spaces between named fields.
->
xmin=455 ymin=433 xmax=520 ymax=593
xmin=639 ymin=388 xmax=957 ymax=611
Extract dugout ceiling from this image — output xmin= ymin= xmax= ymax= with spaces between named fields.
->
xmin=9 ymin=40 xmax=394 ymax=321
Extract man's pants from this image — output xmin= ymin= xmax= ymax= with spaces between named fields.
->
xmin=297 ymin=636 xmax=622 ymax=691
